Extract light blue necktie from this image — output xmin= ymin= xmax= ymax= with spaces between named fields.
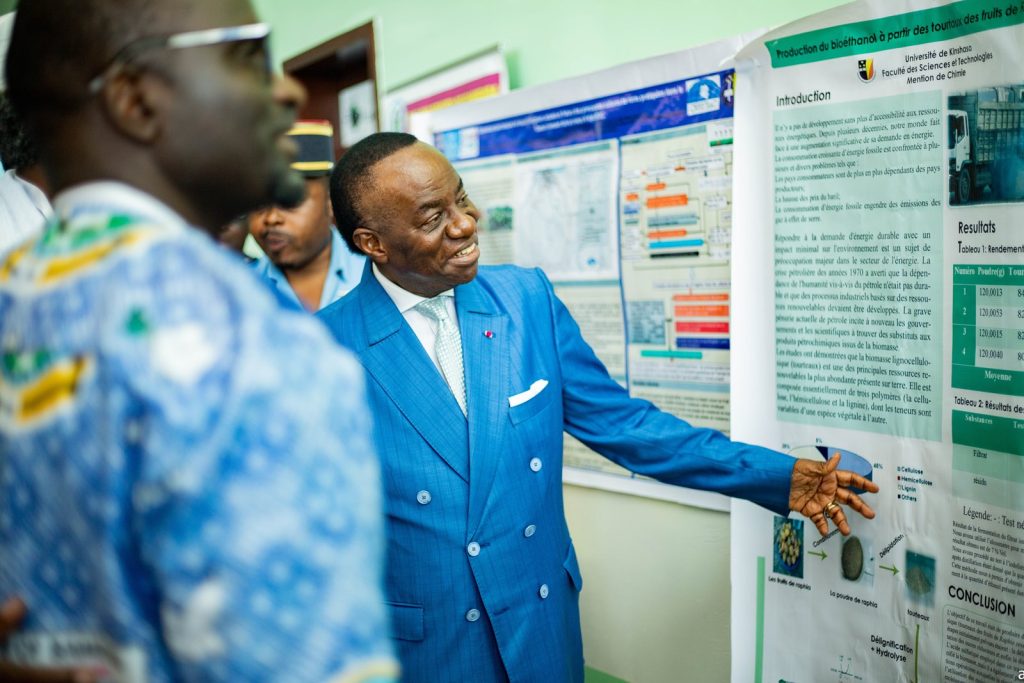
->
xmin=416 ymin=296 xmax=467 ymax=416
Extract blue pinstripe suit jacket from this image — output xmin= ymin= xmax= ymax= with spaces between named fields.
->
xmin=318 ymin=264 xmax=795 ymax=683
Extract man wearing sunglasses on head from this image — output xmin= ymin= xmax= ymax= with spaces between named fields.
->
xmin=0 ymin=1 xmax=397 ymax=682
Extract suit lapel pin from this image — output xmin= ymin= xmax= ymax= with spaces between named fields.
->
xmin=484 ymin=330 xmax=494 ymax=339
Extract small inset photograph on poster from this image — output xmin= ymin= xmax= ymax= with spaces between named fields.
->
xmin=904 ymin=549 xmax=936 ymax=606
xmin=773 ymin=516 xmax=805 ymax=578
xmin=948 ymin=83 xmax=1024 ymax=205
xmin=840 ymin=535 xmax=875 ymax=587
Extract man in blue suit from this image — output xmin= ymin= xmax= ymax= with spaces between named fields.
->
xmin=318 ymin=133 xmax=879 ymax=683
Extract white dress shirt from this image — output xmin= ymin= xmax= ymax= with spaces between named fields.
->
xmin=372 ymin=263 xmax=458 ymax=374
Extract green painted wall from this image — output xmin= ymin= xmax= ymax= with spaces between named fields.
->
xmin=256 ymin=0 xmax=848 ymax=92
xmin=253 ymin=1 xmax=848 ymax=681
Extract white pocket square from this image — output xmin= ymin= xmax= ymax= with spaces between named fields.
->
xmin=508 ymin=379 xmax=549 ymax=408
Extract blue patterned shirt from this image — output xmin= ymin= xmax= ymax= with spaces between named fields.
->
xmin=0 ymin=182 xmax=398 ymax=683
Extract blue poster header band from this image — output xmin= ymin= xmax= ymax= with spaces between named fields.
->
xmin=436 ymin=69 xmax=735 ymax=162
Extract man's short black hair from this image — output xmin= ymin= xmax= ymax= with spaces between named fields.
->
xmin=0 ymin=94 xmax=40 ymax=171
xmin=330 ymin=132 xmax=418 ymax=254
xmin=5 ymin=0 xmax=162 ymax=121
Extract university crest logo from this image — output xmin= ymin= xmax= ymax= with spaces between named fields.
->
xmin=858 ymin=58 xmax=875 ymax=83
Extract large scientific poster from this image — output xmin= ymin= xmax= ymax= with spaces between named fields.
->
xmin=430 ymin=36 xmax=752 ymax=509
xmin=730 ymin=0 xmax=1024 ymax=681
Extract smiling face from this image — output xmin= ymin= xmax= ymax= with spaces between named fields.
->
xmin=354 ymin=142 xmax=481 ymax=297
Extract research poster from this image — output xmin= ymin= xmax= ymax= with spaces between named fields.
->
xmin=430 ymin=36 xmax=753 ymax=508
xmin=730 ymin=1 xmax=1024 ymax=681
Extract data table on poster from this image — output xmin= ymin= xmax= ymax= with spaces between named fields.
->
xmin=952 ymin=265 xmax=1024 ymax=397
xmin=952 ymin=410 xmax=1024 ymax=512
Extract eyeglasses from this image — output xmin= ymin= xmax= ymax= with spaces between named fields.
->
xmin=87 ymin=22 xmax=273 ymax=95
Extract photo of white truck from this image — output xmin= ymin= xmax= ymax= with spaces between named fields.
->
xmin=948 ymin=84 xmax=1024 ymax=204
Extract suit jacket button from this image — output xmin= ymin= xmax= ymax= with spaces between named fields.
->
xmin=416 ymin=490 xmax=432 ymax=505
xmin=467 ymin=541 xmax=481 ymax=557
xmin=529 ymin=457 xmax=542 ymax=472
xmin=465 ymin=608 xmax=481 ymax=622
xmin=539 ymin=584 xmax=549 ymax=599
xmin=523 ymin=524 xmax=536 ymax=538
